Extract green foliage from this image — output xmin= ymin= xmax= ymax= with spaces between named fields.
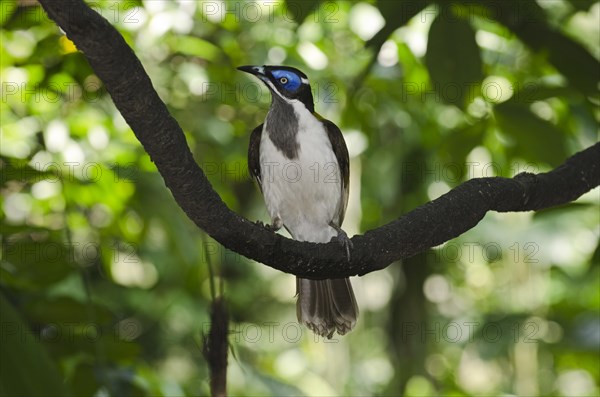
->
xmin=494 ymin=101 xmax=568 ymax=164
xmin=0 ymin=293 xmax=71 ymax=397
xmin=1 ymin=1 xmax=598 ymax=396
xmin=425 ymin=10 xmax=482 ymax=108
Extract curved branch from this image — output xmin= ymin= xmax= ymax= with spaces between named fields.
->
xmin=39 ymin=0 xmax=600 ymax=279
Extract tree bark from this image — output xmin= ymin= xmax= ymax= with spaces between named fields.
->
xmin=203 ymin=298 xmax=228 ymax=397
xmin=38 ymin=0 xmax=600 ymax=280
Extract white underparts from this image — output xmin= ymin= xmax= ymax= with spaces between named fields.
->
xmin=260 ymin=102 xmax=342 ymax=243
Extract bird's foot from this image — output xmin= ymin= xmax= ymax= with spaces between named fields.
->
xmin=255 ymin=217 xmax=282 ymax=232
xmin=329 ymin=222 xmax=353 ymax=261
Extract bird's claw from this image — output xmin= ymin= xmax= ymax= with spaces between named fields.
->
xmin=330 ymin=227 xmax=353 ymax=261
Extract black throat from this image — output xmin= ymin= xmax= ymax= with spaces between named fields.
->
xmin=265 ymin=96 xmax=300 ymax=159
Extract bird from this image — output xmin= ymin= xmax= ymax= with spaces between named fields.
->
xmin=237 ymin=65 xmax=359 ymax=339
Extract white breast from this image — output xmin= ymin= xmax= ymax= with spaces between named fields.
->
xmin=260 ymin=102 xmax=342 ymax=243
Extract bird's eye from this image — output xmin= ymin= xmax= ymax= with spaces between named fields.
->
xmin=279 ymin=77 xmax=288 ymax=84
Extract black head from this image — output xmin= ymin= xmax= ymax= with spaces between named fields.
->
xmin=237 ymin=65 xmax=315 ymax=113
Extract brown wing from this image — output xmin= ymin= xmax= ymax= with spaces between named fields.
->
xmin=321 ymin=119 xmax=350 ymax=226
xmin=248 ymin=124 xmax=263 ymax=188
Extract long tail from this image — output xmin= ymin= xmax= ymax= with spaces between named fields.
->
xmin=296 ymin=277 xmax=358 ymax=338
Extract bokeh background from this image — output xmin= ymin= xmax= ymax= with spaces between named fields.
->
xmin=1 ymin=0 xmax=599 ymax=396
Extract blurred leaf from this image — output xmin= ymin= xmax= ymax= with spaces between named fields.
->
xmin=565 ymin=0 xmax=598 ymax=11
xmin=43 ymin=330 xmax=141 ymax=362
xmin=23 ymin=296 xmax=113 ymax=325
xmin=0 ymin=224 xmax=50 ymax=236
xmin=0 ymin=293 xmax=71 ymax=397
xmin=442 ymin=121 xmax=487 ymax=169
xmin=69 ymin=363 xmax=98 ymax=397
xmin=285 ymin=0 xmax=321 ymax=25
xmin=0 ymin=1 xmax=17 ymax=27
xmin=1 ymin=235 xmax=73 ymax=290
xmin=98 ymin=336 xmax=141 ymax=361
xmin=528 ymin=32 xmax=599 ymax=98
xmin=533 ymin=202 xmax=597 ymax=219
xmin=425 ymin=12 xmax=482 ymax=108
xmin=61 ymin=52 xmax=94 ymax=82
xmin=0 ymin=156 xmax=55 ymax=186
xmin=167 ymin=36 xmax=220 ymax=61
xmin=494 ymin=101 xmax=568 ymax=164
xmin=508 ymin=84 xmax=577 ymax=105
xmin=591 ymin=241 xmax=600 ymax=270
xmin=367 ymin=0 xmax=427 ymax=51
xmin=477 ymin=0 xmax=599 ymax=98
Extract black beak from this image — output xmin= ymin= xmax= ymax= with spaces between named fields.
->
xmin=237 ymin=65 xmax=266 ymax=78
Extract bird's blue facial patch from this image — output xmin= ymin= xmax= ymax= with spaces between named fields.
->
xmin=271 ymin=69 xmax=302 ymax=92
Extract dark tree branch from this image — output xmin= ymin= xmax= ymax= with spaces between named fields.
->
xmin=39 ymin=0 xmax=600 ymax=280
xmin=202 ymin=298 xmax=228 ymax=397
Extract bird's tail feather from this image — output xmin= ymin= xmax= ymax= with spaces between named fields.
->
xmin=296 ymin=277 xmax=358 ymax=338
